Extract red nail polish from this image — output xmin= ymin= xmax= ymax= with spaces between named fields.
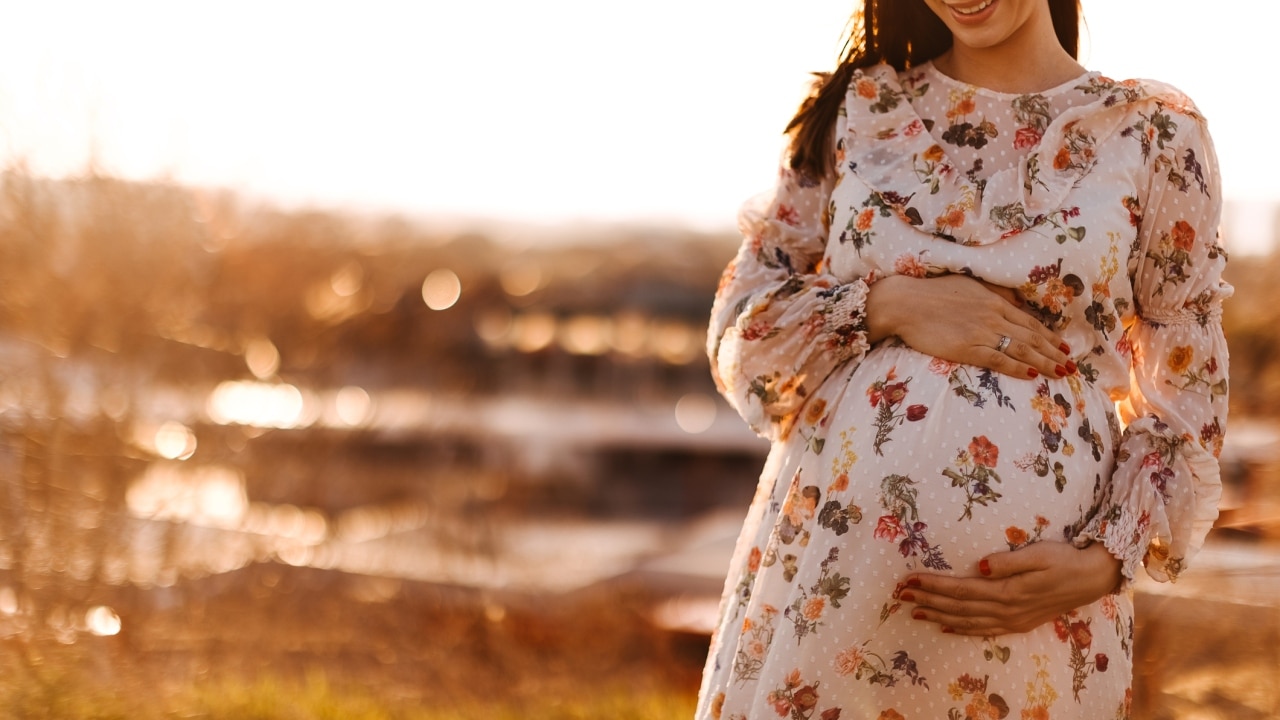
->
xmin=1066 ymin=360 xmax=1078 ymax=375
xmin=1055 ymin=365 xmax=1067 ymax=377
xmin=906 ymin=577 xmax=922 ymax=588
xmin=1059 ymin=343 xmax=1071 ymax=354
xmin=979 ymin=559 xmax=991 ymax=576
xmin=942 ymin=626 xmax=955 ymax=634
xmin=912 ymin=610 xmax=926 ymax=621
xmin=1027 ymin=368 xmax=1038 ymax=379
xmin=900 ymin=591 xmax=916 ymax=602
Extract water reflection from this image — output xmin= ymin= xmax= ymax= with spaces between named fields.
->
xmin=207 ymin=381 xmax=306 ymax=429
xmin=152 ymin=421 xmax=197 ymax=460
xmin=127 ymin=464 xmax=248 ymax=528
xmin=85 ymin=605 xmax=121 ymax=636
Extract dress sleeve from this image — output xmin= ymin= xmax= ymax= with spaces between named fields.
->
xmin=1073 ymin=108 xmax=1232 ymax=582
xmin=707 ymin=152 xmax=873 ymax=441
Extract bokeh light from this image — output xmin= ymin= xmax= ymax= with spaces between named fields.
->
xmin=153 ymin=421 xmax=197 ymax=461
xmin=499 ymin=263 xmax=542 ymax=297
xmin=244 ymin=338 xmax=281 ymax=378
xmin=85 ymin=606 xmax=122 ymax=637
xmin=126 ymin=464 xmax=249 ymax=528
xmin=559 ymin=315 xmax=611 ymax=355
xmin=511 ymin=312 xmax=556 ymax=353
xmin=335 ymin=386 xmax=372 ymax=426
xmin=207 ymin=381 xmax=307 ymax=429
xmin=422 ymin=269 xmax=461 ymax=310
xmin=674 ymin=393 xmax=717 ymax=434
xmin=330 ymin=262 xmax=364 ymax=297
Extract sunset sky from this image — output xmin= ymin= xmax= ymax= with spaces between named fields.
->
xmin=1 ymin=1 xmax=1270 ymax=248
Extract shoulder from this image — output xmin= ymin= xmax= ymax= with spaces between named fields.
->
xmin=1084 ymin=74 xmax=1208 ymax=125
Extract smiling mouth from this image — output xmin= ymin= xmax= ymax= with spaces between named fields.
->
xmin=952 ymin=0 xmax=995 ymax=15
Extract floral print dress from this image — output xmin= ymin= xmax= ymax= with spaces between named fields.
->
xmin=698 ymin=62 xmax=1230 ymax=720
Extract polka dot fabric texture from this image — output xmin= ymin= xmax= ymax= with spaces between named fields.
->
xmin=700 ymin=62 xmax=1230 ymax=719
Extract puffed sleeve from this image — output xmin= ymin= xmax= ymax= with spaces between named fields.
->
xmin=708 ymin=146 xmax=873 ymax=441
xmin=1073 ymin=106 xmax=1232 ymax=582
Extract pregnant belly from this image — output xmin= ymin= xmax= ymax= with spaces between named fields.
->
xmin=792 ymin=343 xmax=1120 ymax=574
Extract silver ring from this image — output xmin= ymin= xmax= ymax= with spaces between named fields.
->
xmin=995 ymin=335 xmax=1012 ymax=353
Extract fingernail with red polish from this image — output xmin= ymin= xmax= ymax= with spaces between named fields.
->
xmin=979 ymin=559 xmax=991 ymax=576
xmin=900 ymin=591 xmax=916 ymax=602
xmin=906 ymin=577 xmax=922 ymax=588
xmin=942 ymin=626 xmax=955 ymax=634
xmin=912 ymin=610 xmax=926 ymax=621
xmin=1059 ymin=343 xmax=1071 ymax=354
xmin=1066 ymin=360 xmax=1078 ymax=375
xmin=1027 ymin=368 xmax=1038 ymax=379
xmin=1055 ymin=365 xmax=1067 ymax=377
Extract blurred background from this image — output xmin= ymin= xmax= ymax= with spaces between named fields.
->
xmin=1 ymin=1 xmax=1278 ymax=718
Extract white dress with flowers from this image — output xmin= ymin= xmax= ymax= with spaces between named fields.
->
xmin=697 ymin=63 xmax=1230 ymax=720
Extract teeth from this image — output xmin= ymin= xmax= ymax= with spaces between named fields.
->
xmin=954 ymin=0 xmax=994 ymax=14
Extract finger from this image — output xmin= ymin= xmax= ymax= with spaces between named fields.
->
xmin=993 ymin=331 xmax=1058 ymax=379
xmin=974 ymin=345 xmax=1042 ymax=381
xmin=906 ymin=573 xmax=1011 ymax=604
xmin=979 ymin=281 xmax=1023 ymax=308
xmin=979 ymin=547 xmax=1051 ymax=579
xmin=1006 ymin=309 xmax=1072 ymax=364
xmin=1000 ymin=313 xmax=1071 ymax=376
xmin=908 ymin=605 xmax=1010 ymax=636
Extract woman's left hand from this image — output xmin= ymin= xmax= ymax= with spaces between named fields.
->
xmin=898 ymin=542 xmax=1123 ymax=636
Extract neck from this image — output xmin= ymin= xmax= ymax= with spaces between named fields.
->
xmin=933 ymin=11 xmax=1084 ymax=94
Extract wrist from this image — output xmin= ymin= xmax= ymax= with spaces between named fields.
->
xmin=865 ymin=275 xmax=914 ymax=343
xmin=1078 ymin=542 xmax=1124 ymax=595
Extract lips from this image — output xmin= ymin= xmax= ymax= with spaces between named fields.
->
xmin=943 ymin=0 xmax=998 ymax=25
xmin=952 ymin=0 xmax=995 ymax=14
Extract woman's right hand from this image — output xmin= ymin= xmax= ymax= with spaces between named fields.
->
xmin=864 ymin=274 xmax=1073 ymax=380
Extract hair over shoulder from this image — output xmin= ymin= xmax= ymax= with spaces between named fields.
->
xmin=786 ymin=0 xmax=1081 ymax=180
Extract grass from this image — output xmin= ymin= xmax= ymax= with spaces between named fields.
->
xmin=0 ymin=568 xmax=706 ymax=720
xmin=0 ymin=667 xmax=697 ymax=720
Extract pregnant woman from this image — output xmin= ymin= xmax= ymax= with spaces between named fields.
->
xmin=698 ymin=1 xmax=1230 ymax=718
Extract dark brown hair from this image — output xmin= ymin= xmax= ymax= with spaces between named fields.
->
xmin=786 ymin=0 xmax=1081 ymax=179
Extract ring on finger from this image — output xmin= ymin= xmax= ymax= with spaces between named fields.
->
xmin=995 ymin=335 xmax=1012 ymax=353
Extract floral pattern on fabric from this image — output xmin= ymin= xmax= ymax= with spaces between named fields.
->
xmin=699 ymin=61 xmax=1229 ymax=720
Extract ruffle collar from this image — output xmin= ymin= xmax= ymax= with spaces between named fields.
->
xmin=837 ymin=63 xmax=1199 ymax=246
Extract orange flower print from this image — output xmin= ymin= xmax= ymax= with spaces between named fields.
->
xmin=1014 ymin=126 xmax=1042 ymax=150
xmin=928 ymin=357 xmax=958 ymax=376
xmin=805 ymin=398 xmax=828 ymax=426
xmin=856 ymin=208 xmax=876 ymax=232
xmin=710 ymin=692 xmax=725 ymax=720
xmin=1099 ymin=593 xmax=1119 ymax=621
xmin=1068 ymin=620 xmax=1092 ymax=650
xmin=893 ymin=253 xmax=927 ymax=278
xmin=968 ymin=435 xmax=999 ymax=468
xmin=856 ymin=77 xmax=879 ymax=99
xmin=1053 ymin=146 xmax=1071 ymax=170
xmin=802 ymin=596 xmax=826 ymax=621
xmin=923 ymin=144 xmax=945 ymax=164
xmin=748 ymin=546 xmax=763 ymax=573
xmin=1024 ymin=707 xmax=1049 ymax=720
xmin=937 ymin=202 xmax=967 ymax=231
xmin=1167 ymin=345 xmax=1194 ymax=374
xmin=878 ymin=711 xmax=906 ymax=720
xmin=834 ymin=645 xmax=865 ymax=676
xmin=1171 ymin=219 xmax=1197 ymax=250
xmin=829 ymin=472 xmax=849 ymax=493
xmin=1040 ymin=276 xmax=1074 ymax=313
xmin=1005 ymin=526 xmax=1028 ymax=546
